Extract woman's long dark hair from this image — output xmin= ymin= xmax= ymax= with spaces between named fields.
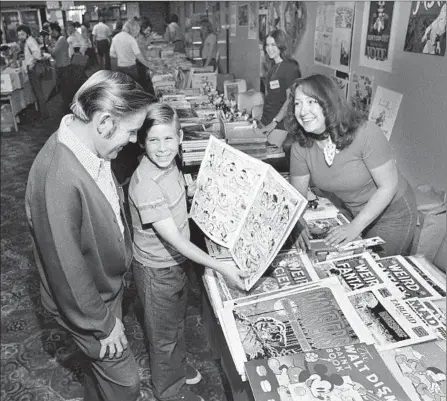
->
xmin=284 ymin=74 xmax=365 ymax=150
xmin=264 ymin=29 xmax=300 ymax=73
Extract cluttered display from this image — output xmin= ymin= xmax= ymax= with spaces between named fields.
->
xmin=184 ymin=137 xmax=446 ymax=401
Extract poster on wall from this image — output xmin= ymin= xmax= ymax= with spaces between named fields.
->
xmin=368 ymin=86 xmax=403 ymax=141
xmin=248 ymin=2 xmax=258 ymax=40
xmin=359 ymin=1 xmax=400 ymax=72
xmin=259 ymin=14 xmax=267 ymax=43
xmin=334 ymin=71 xmax=349 ymax=99
xmin=238 ymin=4 xmax=249 ymax=27
xmin=283 ymin=2 xmax=307 ymax=52
xmin=350 ymin=72 xmax=374 ymax=118
xmin=314 ymin=2 xmax=355 ymax=73
xmin=230 ymin=3 xmax=237 ymax=36
xmin=267 ymin=1 xmax=282 ymax=33
xmin=404 ymin=1 xmax=446 ymax=56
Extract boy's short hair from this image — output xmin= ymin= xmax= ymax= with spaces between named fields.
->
xmin=137 ymin=103 xmax=180 ymax=146
xmin=17 ymin=24 xmax=32 ymax=36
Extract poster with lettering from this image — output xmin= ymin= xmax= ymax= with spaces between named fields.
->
xmin=219 ymin=277 xmax=375 ymax=376
xmin=404 ymin=1 xmax=446 ymax=56
xmin=347 ymin=286 xmax=437 ymax=351
xmin=376 ymin=255 xmax=445 ymax=299
xmin=380 ymin=340 xmax=446 ymax=401
xmin=405 ymin=298 xmax=446 ymax=341
xmin=315 ymin=252 xmax=401 ymax=295
xmin=350 ymin=72 xmax=374 ymax=118
xmin=359 ymin=1 xmax=400 ymax=72
xmin=203 ymin=249 xmax=319 ymax=308
xmin=405 ymin=255 xmax=447 ymax=298
xmin=245 ymin=343 xmax=410 ymax=401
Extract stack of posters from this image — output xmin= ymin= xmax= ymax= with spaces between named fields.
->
xmin=245 ymin=342 xmax=410 ymax=401
xmin=218 ymin=277 xmax=376 ymax=378
xmin=190 ymin=136 xmax=308 ymax=290
xmin=224 ymin=121 xmax=268 ymax=159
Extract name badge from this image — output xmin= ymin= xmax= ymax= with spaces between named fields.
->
xmin=270 ymin=80 xmax=280 ymax=90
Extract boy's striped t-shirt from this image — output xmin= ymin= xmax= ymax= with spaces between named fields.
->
xmin=129 ymin=155 xmax=190 ymax=268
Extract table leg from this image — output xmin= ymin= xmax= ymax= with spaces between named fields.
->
xmin=8 ymin=96 xmax=19 ymax=132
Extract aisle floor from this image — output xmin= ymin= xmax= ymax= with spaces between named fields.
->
xmin=0 ymin=92 xmax=229 ymax=401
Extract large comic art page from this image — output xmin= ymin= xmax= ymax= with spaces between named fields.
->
xmin=380 ymin=340 xmax=446 ymax=401
xmin=245 ymin=343 xmax=410 ymax=401
xmin=231 ymin=166 xmax=307 ymax=290
xmin=219 ymin=278 xmax=374 ymax=377
xmin=190 ymin=136 xmax=267 ymax=247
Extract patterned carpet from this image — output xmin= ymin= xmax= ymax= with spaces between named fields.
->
xmin=0 ymin=93 xmax=229 ymax=401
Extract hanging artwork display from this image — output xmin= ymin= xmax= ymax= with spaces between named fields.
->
xmin=359 ymin=1 xmax=400 ymax=72
xmin=230 ymin=3 xmax=237 ymax=36
xmin=283 ymin=2 xmax=307 ymax=52
xmin=334 ymin=70 xmax=349 ymax=99
xmin=238 ymin=3 xmax=249 ymax=27
xmin=350 ymin=72 xmax=374 ymax=118
xmin=248 ymin=2 xmax=258 ymax=40
xmin=404 ymin=1 xmax=446 ymax=56
xmin=368 ymin=86 xmax=403 ymax=141
xmin=314 ymin=2 xmax=355 ymax=74
xmin=267 ymin=1 xmax=282 ymax=33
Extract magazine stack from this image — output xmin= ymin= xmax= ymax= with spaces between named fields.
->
xmin=189 ymin=136 xmax=446 ymax=401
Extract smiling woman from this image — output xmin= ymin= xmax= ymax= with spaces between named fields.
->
xmin=285 ymin=74 xmax=418 ymax=257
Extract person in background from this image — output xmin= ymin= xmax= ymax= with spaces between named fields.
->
xmin=48 ymin=23 xmax=71 ymax=114
xmin=111 ymin=20 xmax=123 ymax=38
xmin=253 ymin=29 xmax=301 ymax=152
xmin=164 ymin=13 xmax=185 ymax=53
xmin=110 ymin=19 xmax=153 ymax=89
xmin=128 ymin=103 xmax=248 ymax=401
xmin=66 ymin=21 xmax=87 ymax=58
xmin=136 ymin=18 xmax=155 ymax=95
xmin=16 ymin=24 xmax=49 ymax=119
xmin=200 ymin=19 xmax=218 ymax=69
xmin=92 ymin=17 xmax=112 ymax=70
xmin=81 ymin=23 xmax=97 ymax=69
xmin=25 ymin=70 xmax=154 ymax=401
xmin=286 ymin=74 xmax=417 ymax=256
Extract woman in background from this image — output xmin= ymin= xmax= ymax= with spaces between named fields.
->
xmin=286 ymin=74 xmax=417 ymax=256
xmin=200 ymin=19 xmax=218 ymax=69
xmin=164 ymin=14 xmax=185 ymax=53
xmin=254 ymin=29 xmax=301 ymax=151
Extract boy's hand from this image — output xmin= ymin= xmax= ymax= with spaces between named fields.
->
xmin=218 ymin=262 xmax=250 ymax=290
xmin=186 ymin=180 xmax=197 ymax=198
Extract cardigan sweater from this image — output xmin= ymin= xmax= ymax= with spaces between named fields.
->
xmin=25 ymin=133 xmax=133 ymax=340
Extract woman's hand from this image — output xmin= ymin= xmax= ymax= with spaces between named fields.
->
xmin=262 ymin=121 xmax=277 ymax=136
xmin=325 ymin=222 xmax=362 ymax=247
xmin=217 ymin=262 xmax=250 ymax=290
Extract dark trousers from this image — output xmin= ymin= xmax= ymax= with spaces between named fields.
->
xmin=56 ymin=65 xmax=73 ymax=114
xmin=96 ymin=39 xmax=111 ymax=70
xmin=132 ymin=259 xmax=189 ymax=401
xmin=28 ymin=66 xmax=49 ymax=118
xmin=55 ymin=288 xmax=140 ymax=401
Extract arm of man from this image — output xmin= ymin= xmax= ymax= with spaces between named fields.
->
xmin=39 ymin=180 xmax=117 ymax=341
xmin=152 ymin=217 xmax=248 ymax=289
xmin=325 ymin=160 xmax=398 ymax=246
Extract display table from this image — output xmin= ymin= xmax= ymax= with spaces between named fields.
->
xmin=1 ymin=80 xmax=36 ymax=131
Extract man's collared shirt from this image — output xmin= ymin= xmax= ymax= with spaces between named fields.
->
xmin=58 ymin=115 xmax=124 ymax=235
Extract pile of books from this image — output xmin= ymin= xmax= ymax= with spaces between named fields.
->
xmin=224 ymin=121 xmax=268 ymax=159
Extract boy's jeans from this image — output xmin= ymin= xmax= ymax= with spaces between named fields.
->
xmin=132 ymin=258 xmax=189 ymax=401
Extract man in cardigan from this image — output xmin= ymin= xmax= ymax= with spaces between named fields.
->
xmin=25 ymin=70 xmax=153 ymax=401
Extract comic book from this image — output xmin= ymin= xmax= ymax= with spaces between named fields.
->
xmin=405 ymin=297 xmax=446 ymax=341
xmin=203 ymin=249 xmax=319 ymax=310
xmin=218 ymin=277 xmax=375 ymax=377
xmin=346 ymin=285 xmax=437 ymax=351
xmin=380 ymin=340 xmax=446 ymax=401
xmin=191 ymin=136 xmax=308 ymax=290
xmin=376 ymin=255 xmax=445 ymax=300
xmin=314 ymin=252 xmax=401 ymax=295
xmin=405 ymin=255 xmax=446 ymax=298
xmin=245 ymin=342 xmax=410 ymax=401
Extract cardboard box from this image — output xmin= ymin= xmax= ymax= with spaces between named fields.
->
xmin=1 ymin=68 xmax=24 ymax=92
